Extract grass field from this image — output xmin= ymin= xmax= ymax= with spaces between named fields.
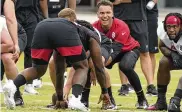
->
xmin=0 ymin=52 xmax=182 ymax=112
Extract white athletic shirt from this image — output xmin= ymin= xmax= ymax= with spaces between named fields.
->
xmin=0 ymin=16 xmax=7 ymax=34
xmin=157 ymin=22 xmax=182 ymax=55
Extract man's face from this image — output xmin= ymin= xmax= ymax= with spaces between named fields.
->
xmin=97 ymin=5 xmax=113 ymax=27
xmin=166 ymin=24 xmax=181 ymax=40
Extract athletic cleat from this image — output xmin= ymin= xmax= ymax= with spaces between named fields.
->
xmin=24 ymin=84 xmax=39 ymax=95
xmin=168 ymin=97 xmax=181 ymax=112
xmin=68 ymin=94 xmax=90 ymax=112
xmin=33 ymin=79 xmax=42 ymax=88
xmin=146 ymin=101 xmax=167 ymax=111
xmin=127 ymin=84 xmax=135 ymax=93
xmin=118 ymin=85 xmax=129 ymax=96
xmin=81 ymin=98 xmax=89 ymax=108
xmin=146 ymin=84 xmax=157 ymax=96
xmin=14 ymin=90 xmax=24 ymax=106
xmin=109 ymin=96 xmax=117 ymax=110
xmin=3 ymin=80 xmax=17 ymax=109
xmin=136 ymin=99 xmax=149 ymax=109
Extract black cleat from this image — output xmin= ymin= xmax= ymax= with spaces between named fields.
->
xmin=81 ymin=99 xmax=89 ymax=108
xmin=146 ymin=99 xmax=167 ymax=111
xmin=136 ymin=99 xmax=149 ymax=109
xmin=118 ymin=85 xmax=129 ymax=96
xmin=109 ymin=96 xmax=117 ymax=110
xmin=14 ymin=91 xmax=24 ymax=106
xmin=146 ymin=84 xmax=158 ymax=96
xmin=168 ymin=97 xmax=181 ymax=112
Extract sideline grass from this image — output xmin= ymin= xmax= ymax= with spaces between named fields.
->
xmin=1 ymin=53 xmax=182 ymax=112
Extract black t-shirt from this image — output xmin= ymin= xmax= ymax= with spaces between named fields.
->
xmin=15 ymin=0 xmax=40 ymax=14
xmin=146 ymin=0 xmax=158 ymax=20
xmin=77 ymin=25 xmax=100 ymax=52
xmin=113 ymin=0 xmax=147 ymax=20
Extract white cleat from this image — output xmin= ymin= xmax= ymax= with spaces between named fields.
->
xmin=68 ymin=95 xmax=90 ymax=112
xmin=24 ymin=84 xmax=39 ymax=95
xmin=3 ymin=80 xmax=17 ymax=109
xmin=33 ymin=79 xmax=42 ymax=88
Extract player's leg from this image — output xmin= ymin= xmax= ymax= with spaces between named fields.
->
xmin=147 ymin=56 xmax=175 ymax=110
xmin=119 ymin=48 xmax=148 ymax=109
xmin=147 ymin=18 xmax=159 ymax=96
xmin=1 ymin=27 xmax=14 ymax=53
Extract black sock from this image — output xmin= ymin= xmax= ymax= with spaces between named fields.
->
xmin=136 ymin=90 xmax=145 ymax=102
xmin=157 ymin=85 xmax=167 ymax=103
xmin=157 ymin=85 xmax=167 ymax=98
xmin=108 ymin=86 xmax=113 ymax=98
xmin=174 ymin=89 xmax=182 ymax=99
xmin=72 ymin=84 xmax=83 ymax=98
xmin=13 ymin=74 xmax=27 ymax=88
xmin=14 ymin=88 xmax=21 ymax=99
xmin=81 ymin=88 xmax=90 ymax=102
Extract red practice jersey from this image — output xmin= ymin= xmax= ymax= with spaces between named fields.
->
xmin=93 ymin=18 xmax=140 ymax=52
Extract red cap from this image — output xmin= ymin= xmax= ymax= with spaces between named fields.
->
xmin=166 ymin=16 xmax=181 ymax=25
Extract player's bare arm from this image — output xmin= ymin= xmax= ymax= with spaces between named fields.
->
xmin=89 ymin=38 xmax=106 ymax=88
xmin=67 ymin=0 xmax=76 ymax=10
xmin=40 ymin=0 xmax=49 ymax=18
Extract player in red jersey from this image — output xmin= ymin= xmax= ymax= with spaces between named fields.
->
xmin=93 ymin=0 xmax=148 ymax=109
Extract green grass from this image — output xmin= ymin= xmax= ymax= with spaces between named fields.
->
xmin=0 ymin=52 xmax=182 ymax=112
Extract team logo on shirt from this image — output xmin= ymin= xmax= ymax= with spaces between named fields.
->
xmin=112 ymin=32 xmax=115 ymax=39
xmin=171 ymin=44 xmax=176 ymax=51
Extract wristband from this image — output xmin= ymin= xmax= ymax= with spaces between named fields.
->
xmin=101 ymin=88 xmax=108 ymax=94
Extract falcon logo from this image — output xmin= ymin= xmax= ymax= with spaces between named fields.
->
xmin=112 ymin=32 xmax=115 ymax=39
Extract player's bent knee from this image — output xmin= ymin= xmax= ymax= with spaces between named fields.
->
xmin=1 ymin=53 xmax=13 ymax=62
xmin=159 ymin=56 xmax=170 ymax=68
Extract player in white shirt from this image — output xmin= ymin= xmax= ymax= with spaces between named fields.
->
xmin=147 ymin=13 xmax=182 ymax=111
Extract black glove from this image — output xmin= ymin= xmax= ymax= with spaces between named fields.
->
xmin=171 ymin=51 xmax=182 ymax=68
xmin=110 ymin=41 xmax=123 ymax=60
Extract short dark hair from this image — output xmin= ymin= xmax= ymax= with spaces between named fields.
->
xmin=97 ymin=0 xmax=113 ymax=10
xmin=163 ymin=13 xmax=182 ymax=31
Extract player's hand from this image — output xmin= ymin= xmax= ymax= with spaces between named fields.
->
xmin=54 ymin=100 xmax=68 ymax=109
xmin=171 ymin=51 xmax=182 ymax=67
xmin=97 ymin=93 xmax=110 ymax=104
xmin=12 ymin=44 xmax=20 ymax=60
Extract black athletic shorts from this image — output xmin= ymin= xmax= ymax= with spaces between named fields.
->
xmin=147 ymin=19 xmax=159 ymax=53
xmin=124 ymin=20 xmax=149 ymax=53
xmin=18 ymin=23 xmax=27 ymax=52
xmin=31 ymin=19 xmax=87 ymax=65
